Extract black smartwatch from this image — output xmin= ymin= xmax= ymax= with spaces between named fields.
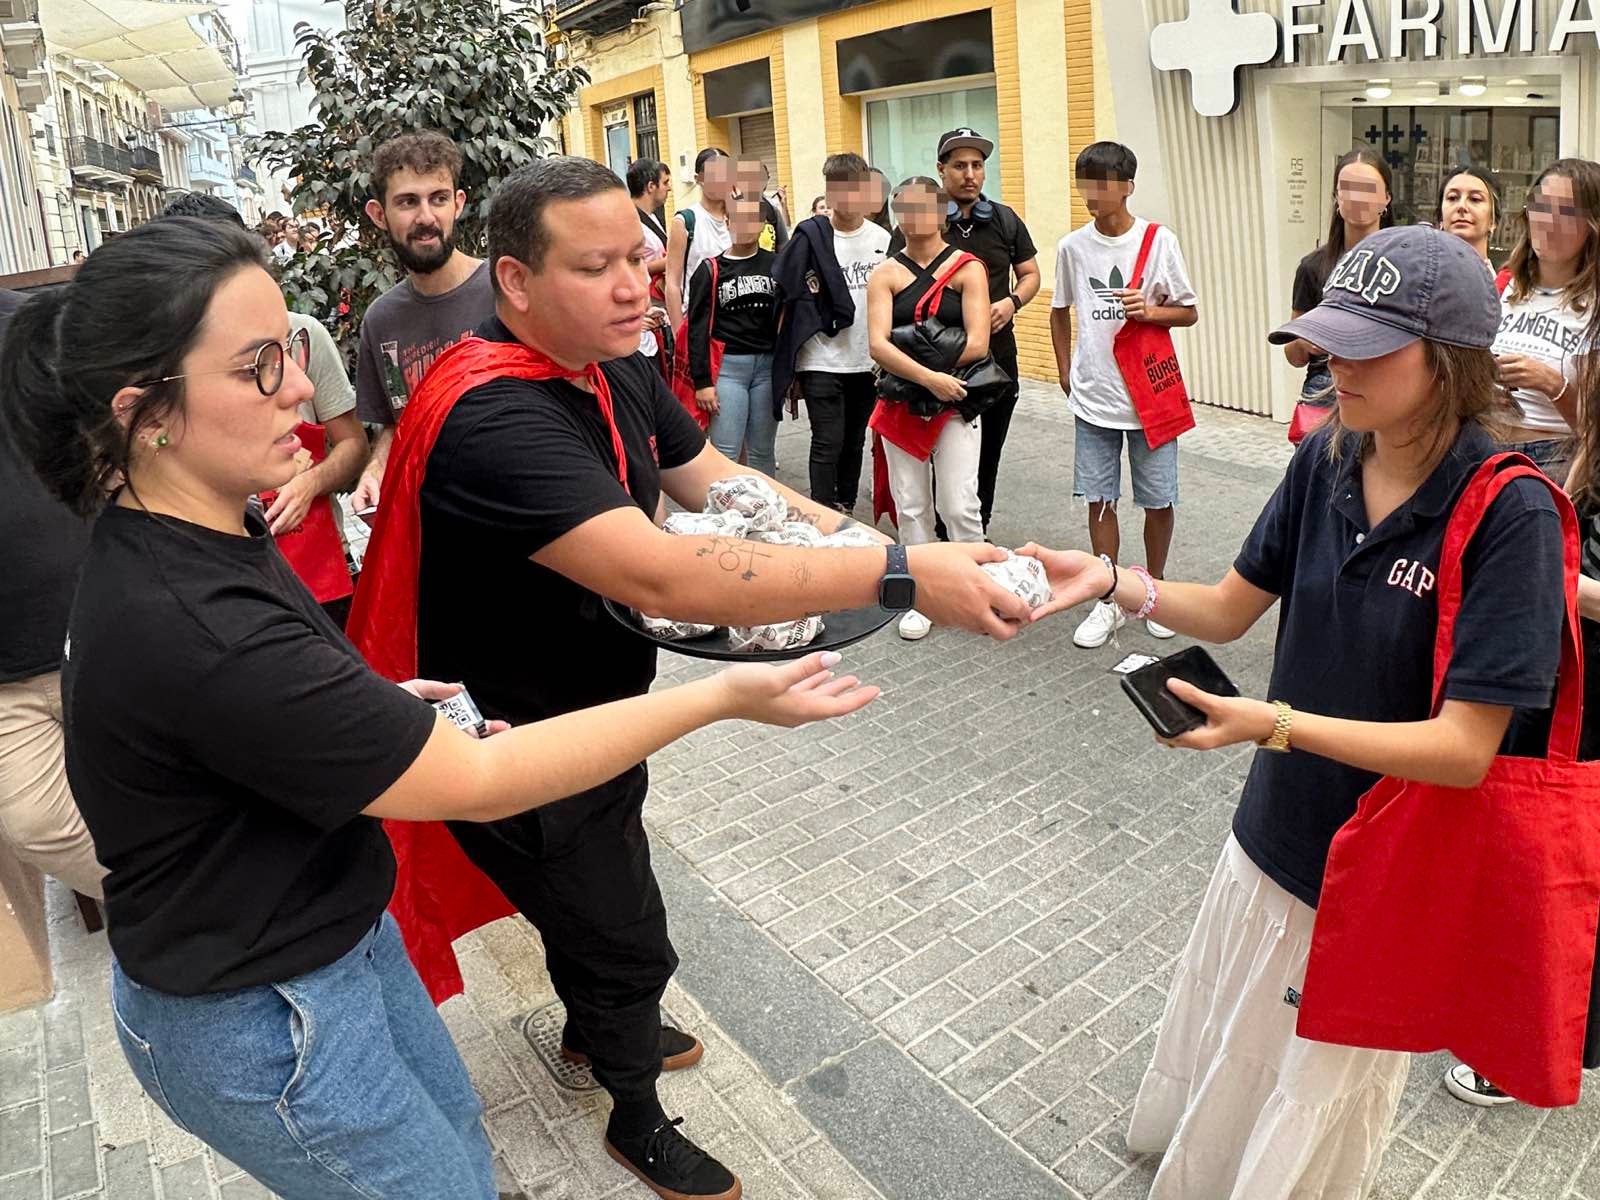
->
xmin=1009 ymin=290 xmax=1024 ymax=312
xmin=878 ymin=543 xmax=917 ymax=612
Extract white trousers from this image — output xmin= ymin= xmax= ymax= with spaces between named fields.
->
xmin=882 ymin=416 xmax=983 ymax=546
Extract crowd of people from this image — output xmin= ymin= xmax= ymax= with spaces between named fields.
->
xmin=0 ymin=118 xmax=1598 ymax=1200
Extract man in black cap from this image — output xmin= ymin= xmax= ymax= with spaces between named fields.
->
xmin=891 ymin=127 xmax=1041 ymax=535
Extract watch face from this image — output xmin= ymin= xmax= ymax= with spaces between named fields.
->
xmin=881 ymin=575 xmax=917 ymax=611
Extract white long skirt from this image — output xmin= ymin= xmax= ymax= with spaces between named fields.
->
xmin=1127 ymin=835 xmax=1410 ymax=1200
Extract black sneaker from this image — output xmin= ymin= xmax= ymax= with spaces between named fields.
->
xmin=605 ymin=1117 xmax=742 ymax=1200
xmin=561 ymin=1025 xmax=704 ymax=1072
xmin=1444 ymin=1062 xmax=1516 ymax=1107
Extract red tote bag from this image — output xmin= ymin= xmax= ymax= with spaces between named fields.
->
xmin=259 ymin=420 xmax=353 ymax=604
xmin=667 ymin=259 xmax=725 ymax=433
xmin=1112 ymin=223 xmax=1194 ymax=450
xmin=1298 ymin=455 xmax=1600 ymax=1108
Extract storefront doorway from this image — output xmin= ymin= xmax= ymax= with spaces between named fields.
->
xmin=1319 ymin=76 xmax=1563 ymax=266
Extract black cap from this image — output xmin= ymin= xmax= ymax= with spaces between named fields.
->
xmin=937 ymin=128 xmax=994 ymax=161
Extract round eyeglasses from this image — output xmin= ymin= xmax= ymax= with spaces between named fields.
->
xmin=136 ymin=327 xmax=312 ymax=397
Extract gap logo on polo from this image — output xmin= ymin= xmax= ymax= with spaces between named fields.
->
xmin=1386 ymin=557 xmax=1436 ymax=599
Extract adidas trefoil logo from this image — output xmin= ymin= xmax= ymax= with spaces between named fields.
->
xmin=1089 ymin=266 xmax=1128 ymax=320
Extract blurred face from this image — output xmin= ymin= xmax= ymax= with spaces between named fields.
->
xmin=939 ymin=148 xmax=986 ymax=205
xmin=1441 ymin=173 xmax=1495 ymax=250
xmin=699 ymin=155 xmax=736 ymax=202
xmin=1076 ymin=173 xmax=1133 ymax=217
xmin=892 ymin=182 xmax=945 ymax=239
xmin=141 ymin=266 xmax=315 ymax=499
xmin=735 ymin=157 xmax=768 ymax=199
xmin=1528 ymin=173 xmax=1590 ymax=269
xmin=367 ymin=166 xmax=464 ymax=274
xmin=727 ymin=197 xmax=764 ymax=244
xmin=1336 ymin=162 xmax=1390 ymax=230
xmin=1328 ymin=339 xmax=1433 ymax=436
xmin=495 ymin=189 xmax=652 ymax=366
xmin=825 ymin=175 xmax=874 ymax=219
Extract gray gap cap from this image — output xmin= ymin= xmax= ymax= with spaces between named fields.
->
xmin=1268 ymin=225 xmax=1500 ymax=360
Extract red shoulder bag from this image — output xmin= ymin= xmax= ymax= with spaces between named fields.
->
xmin=1112 ymin=223 xmax=1194 ymax=449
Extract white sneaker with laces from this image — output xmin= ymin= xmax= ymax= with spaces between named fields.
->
xmin=1073 ymin=601 xmax=1125 ymax=649
xmin=1444 ymin=1062 xmax=1516 ymax=1108
xmin=1146 ymin=618 xmax=1176 ymax=640
xmin=898 ymin=609 xmax=932 ymax=641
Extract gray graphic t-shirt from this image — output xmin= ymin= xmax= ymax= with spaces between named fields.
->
xmin=354 ymin=261 xmax=495 ymax=425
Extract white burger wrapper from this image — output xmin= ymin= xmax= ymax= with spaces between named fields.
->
xmin=749 ymin=522 xmax=825 ymax=548
xmin=640 ymin=614 xmax=717 ymax=641
xmin=728 ymin=616 xmax=826 ymax=654
xmin=982 ymin=551 xmax=1053 ymax=610
xmin=662 ymin=510 xmax=750 ymax=539
xmin=820 ymin=527 xmax=883 ymax=549
xmin=705 ymin=475 xmax=787 ymax=532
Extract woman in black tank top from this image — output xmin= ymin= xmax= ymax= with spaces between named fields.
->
xmin=866 ymin=177 xmax=993 ymax=640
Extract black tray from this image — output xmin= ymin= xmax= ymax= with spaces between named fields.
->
xmin=603 ymin=598 xmax=896 ymax=662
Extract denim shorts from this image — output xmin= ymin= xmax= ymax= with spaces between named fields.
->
xmin=1503 ymin=436 xmax=1572 ymax=485
xmin=1072 ymin=416 xmax=1180 ymax=509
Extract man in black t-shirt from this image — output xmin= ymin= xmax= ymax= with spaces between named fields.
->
xmin=889 ymin=128 xmax=1042 ymax=534
xmin=407 ymin=158 xmax=1030 ymax=1200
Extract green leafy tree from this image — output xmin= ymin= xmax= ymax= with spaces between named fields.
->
xmin=249 ymin=0 xmax=588 ymax=349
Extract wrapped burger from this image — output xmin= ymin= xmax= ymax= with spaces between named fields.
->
xmin=749 ymin=521 xmax=825 ymax=548
xmin=728 ymin=616 xmax=826 ymax=654
xmin=705 ymin=475 xmax=787 ymax=532
xmin=820 ymin=527 xmax=883 ymax=549
xmin=982 ymin=550 xmax=1053 ymax=611
xmin=640 ymin=614 xmax=717 ymax=641
xmin=662 ymin=510 xmax=750 ymax=539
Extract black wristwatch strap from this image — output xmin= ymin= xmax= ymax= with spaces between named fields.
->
xmin=885 ymin=543 xmax=908 ymax=576
xmin=1009 ymin=290 xmax=1024 ymax=311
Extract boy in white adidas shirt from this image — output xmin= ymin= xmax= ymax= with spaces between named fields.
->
xmin=1050 ymin=141 xmax=1198 ymax=649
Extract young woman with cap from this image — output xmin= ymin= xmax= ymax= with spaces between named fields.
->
xmin=1283 ymin=147 xmax=1394 ymax=445
xmin=0 ymin=216 xmax=879 ymax=1200
xmin=1438 ymin=164 xmax=1502 ymax=268
xmin=1490 ymin=158 xmax=1600 ymax=482
xmin=1020 ymin=225 xmax=1567 ymax=1197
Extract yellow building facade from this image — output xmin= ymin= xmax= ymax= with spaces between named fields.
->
xmin=558 ymin=0 xmax=1106 ymax=384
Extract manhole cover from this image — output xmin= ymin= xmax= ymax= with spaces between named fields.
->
xmin=519 ymin=1002 xmax=686 ymax=1093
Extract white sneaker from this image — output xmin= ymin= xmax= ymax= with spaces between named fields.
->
xmin=1444 ymin=1062 xmax=1516 ymax=1108
xmin=1146 ymin=618 xmax=1176 ymax=640
xmin=1073 ymin=601 xmax=1125 ymax=649
xmin=898 ymin=609 xmax=932 ymax=641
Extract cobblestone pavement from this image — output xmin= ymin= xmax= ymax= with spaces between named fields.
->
xmin=6 ymin=384 xmax=1599 ymax=1200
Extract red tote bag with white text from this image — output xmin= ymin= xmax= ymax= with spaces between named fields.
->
xmin=1112 ymin=223 xmax=1194 ymax=449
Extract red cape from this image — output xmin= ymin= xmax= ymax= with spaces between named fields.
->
xmin=347 ymin=334 xmax=627 ymax=1004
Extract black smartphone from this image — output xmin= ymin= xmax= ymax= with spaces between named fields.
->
xmin=1120 ymin=646 xmax=1240 ymax=739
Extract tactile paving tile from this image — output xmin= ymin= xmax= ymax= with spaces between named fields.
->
xmin=519 ymin=1001 xmax=685 ymax=1093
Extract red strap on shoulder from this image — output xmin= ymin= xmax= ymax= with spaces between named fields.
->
xmin=1127 ymin=223 xmax=1162 ymax=290
xmin=914 ymin=250 xmax=982 ymax=324
xmin=709 ymin=257 xmax=719 ymax=339
xmin=1431 ymin=452 xmax=1582 ymax=759
xmin=1495 ymin=267 xmax=1513 ymax=296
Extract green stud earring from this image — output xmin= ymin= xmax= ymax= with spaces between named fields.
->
xmin=154 ymin=432 xmax=169 ymax=449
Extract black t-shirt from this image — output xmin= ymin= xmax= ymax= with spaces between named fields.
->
xmin=0 ymin=293 xmax=93 ymax=683
xmin=687 ymin=249 xmax=780 ymax=387
xmin=888 ymin=198 xmax=1037 ymax=332
xmin=1291 ymin=249 xmax=1334 ymax=394
xmin=417 ymin=318 xmax=706 ymax=829
xmin=62 ymin=505 xmax=436 ymax=994
xmin=1231 ymin=425 xmax=1565 ymax=907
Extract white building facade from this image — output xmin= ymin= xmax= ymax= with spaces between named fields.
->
xmin=241 ymin=0 xmax=344 ymax=209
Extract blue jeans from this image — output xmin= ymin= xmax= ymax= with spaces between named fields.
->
xmin=708 ymin=352 xmax=777 ymax=475
xmin=1503 ymin=436 xmax=1572 ymax=484
xmin=110 ymin=914 xmax=496 ymax=1200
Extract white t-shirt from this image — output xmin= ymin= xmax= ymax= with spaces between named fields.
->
xmin=681 ymin=203 xmax=732 ymax=313
xmin=1053 ymin=218 xmax=1197 ymax=431
xmin=639 ymin=211 xmax=667 ymax=358
xmin=1493 ymin=285 xmax=1590 ymax=435
xmin=797 ymin=220 xmax=891 ymax=374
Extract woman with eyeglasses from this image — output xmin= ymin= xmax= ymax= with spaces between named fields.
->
xmin=0 ymin=216 xmax=878 ymax=1200
xmin=1489 ymin=158 xmax=1600 ymax=483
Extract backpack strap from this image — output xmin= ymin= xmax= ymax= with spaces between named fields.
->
xmin=708 ymin=256 xmax=719 ymax=340
xmin=1495 ymin=267 xmax=1513 ymax=296
xmin=678 ymin=207 xmax=699 ymax=292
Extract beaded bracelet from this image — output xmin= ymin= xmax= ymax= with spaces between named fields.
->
xmin=1124 ymin=565 xmax=1159 ymax=620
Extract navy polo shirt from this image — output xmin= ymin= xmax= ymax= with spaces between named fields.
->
xmin=1231 ymin=423 xmax=1565 ymax=909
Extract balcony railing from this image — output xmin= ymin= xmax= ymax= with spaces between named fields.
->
xmin=235 ymin=163 xmax=257 ymax=186
xmin=130 ymin=145 xmax=163 ymax=182
xmin=68 ymin=137 xmax=132 ymax=179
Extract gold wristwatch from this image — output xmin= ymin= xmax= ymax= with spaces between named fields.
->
xmin=1258 ymin=701 xmax=1293 ymax=753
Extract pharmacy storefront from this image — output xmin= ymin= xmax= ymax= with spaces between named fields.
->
xmin=1103 ymin=0 xmax=1600 ymax=421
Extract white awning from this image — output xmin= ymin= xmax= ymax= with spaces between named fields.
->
xmin=37 ymin=0 xmax=236 ymax=111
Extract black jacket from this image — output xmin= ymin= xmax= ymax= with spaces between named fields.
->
xmin=771 ymin=215 xmax=854 ymax=407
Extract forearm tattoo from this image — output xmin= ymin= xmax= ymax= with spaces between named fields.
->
xmin=696 ymin=537 xmax=770 ymax=581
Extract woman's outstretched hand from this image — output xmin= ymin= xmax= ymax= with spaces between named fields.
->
xmin=716 ymin=651 xmax=880 ymax=728
xmin=1161 ymin=679 xmax=1276 ymax=751
xmin=1013 ymin=543 xmax=1115 ymax=621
